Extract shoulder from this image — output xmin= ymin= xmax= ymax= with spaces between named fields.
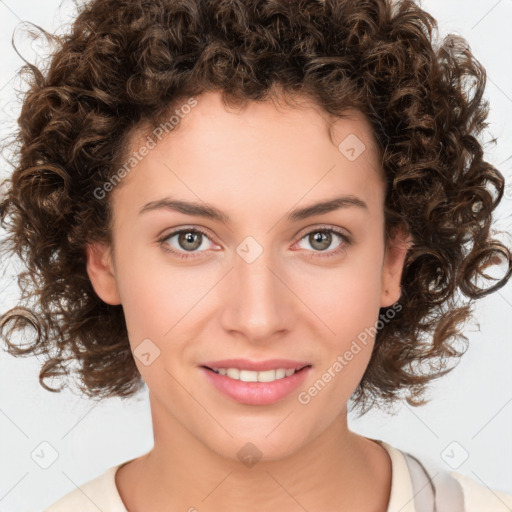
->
xmin=43 ymin=464 xmax=128 ymax=512
xmin=449 ymin=471 xmax=512 ymax=512
xmin=375 ymin=439 xmax=512 ymax=512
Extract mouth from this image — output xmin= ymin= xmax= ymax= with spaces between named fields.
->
xmin=199 ymin=361 xmax=312 ymax=405
xmin=201 ymin=365 xmax=311 ymax=383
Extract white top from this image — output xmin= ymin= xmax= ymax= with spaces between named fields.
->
xmin=43 ymin=440 xmax=512 ymax=511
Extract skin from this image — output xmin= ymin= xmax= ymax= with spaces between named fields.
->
xmin=86 ymin=90 xmax=411 ymax=511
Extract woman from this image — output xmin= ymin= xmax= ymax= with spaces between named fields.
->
xmin=1 ymin=0 xmax=511 ymax=510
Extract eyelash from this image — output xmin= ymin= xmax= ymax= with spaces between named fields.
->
xmin=158 ymin=225 xmax=352 ymax=261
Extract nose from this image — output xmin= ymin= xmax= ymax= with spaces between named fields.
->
xmin=219 ymin=242 xmax=296 ymax=344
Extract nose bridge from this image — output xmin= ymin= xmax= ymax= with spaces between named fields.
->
xmin=220 ymin=236 xmax=293 ymax=340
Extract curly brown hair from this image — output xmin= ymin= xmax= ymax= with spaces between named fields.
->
xmin=1 ymin=0 xmax=510 ymax=415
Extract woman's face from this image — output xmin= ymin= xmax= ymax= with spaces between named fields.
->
xmin=87 ymin=91 xmax=409 ymax=461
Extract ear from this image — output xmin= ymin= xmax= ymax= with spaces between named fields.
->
xmin=85 ymin=241 xmax=122 ymax=305
xmin=380 ymin=226 xmax=412 ymax=308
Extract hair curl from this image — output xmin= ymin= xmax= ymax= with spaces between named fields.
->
xmin=1 ymin=0 xmax=510 ymax=415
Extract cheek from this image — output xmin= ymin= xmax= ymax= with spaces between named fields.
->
xmin=113 ymin=253 xmax=214 ymax=373
xmin=112 ymin=241 xmax=189 ymax=335
xmin=293 ymin=253 xmax=384 ymax=340
xmin=295 ymin=276 xmax=380 ymax=415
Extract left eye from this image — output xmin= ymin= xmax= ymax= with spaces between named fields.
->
xmin=294 ymin=228 xmax=351 ymax=257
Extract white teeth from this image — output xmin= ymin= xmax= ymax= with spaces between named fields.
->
xmin=257 ymin=369 xmax=277 ymax=382
xmin=226 ymin=368 xmax=240 ymax=379
xmin=275 ymin=369 xmax=286 ymax=379
xmin=212 ymin=367 xmax=301 ymax=382
xmin=240 ymin=370 xmax=259 ymax=382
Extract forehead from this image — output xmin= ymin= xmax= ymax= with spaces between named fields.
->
xmin=148 ymin=91 xmax=379 ymax=154
xmin=112 ymin=91 xmax=385 ymax=222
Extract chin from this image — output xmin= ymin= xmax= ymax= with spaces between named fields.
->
xmin=197 ymin=422 xmax=313 ymax=465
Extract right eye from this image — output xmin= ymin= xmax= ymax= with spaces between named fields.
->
xmin=158 ymin=228 xmax=218 ymax=260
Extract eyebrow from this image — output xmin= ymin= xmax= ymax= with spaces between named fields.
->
xmin=138 ymin=194 xmax=368 ymax=223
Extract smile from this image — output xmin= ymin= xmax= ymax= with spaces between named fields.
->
xmin=207 ymin=367 xmax=303 ymax=382
xmin=200 ymin=365 xmax=312 ymax=405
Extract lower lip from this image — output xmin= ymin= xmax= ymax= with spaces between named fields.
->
xmin=200 ymin=366 xmax=311 ymax=405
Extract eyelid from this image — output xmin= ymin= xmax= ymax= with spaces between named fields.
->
xmin=291 ymin=224 xmax=352 ymax=259
xmin=156 ymin=225 xmax=217 ymax=258
xmin=294 ymin=223 xmax=351 ymax=241
xmin=158 ymin=225 xmax=218 ymax=244
xmin=159 ymin=223 xmax=351 ymax=245
xmin=158 ymin=223 xmax=352 ymax=259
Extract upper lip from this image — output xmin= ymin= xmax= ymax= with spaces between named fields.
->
xmin=201 ymin=359 xmax=311 ymax=372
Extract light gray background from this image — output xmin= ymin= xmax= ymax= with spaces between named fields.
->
xmin=0 ymin=0 xmax=511 ymax=510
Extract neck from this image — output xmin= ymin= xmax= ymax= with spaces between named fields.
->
xmin=116 ymin=395 xmax=392 ymax=512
